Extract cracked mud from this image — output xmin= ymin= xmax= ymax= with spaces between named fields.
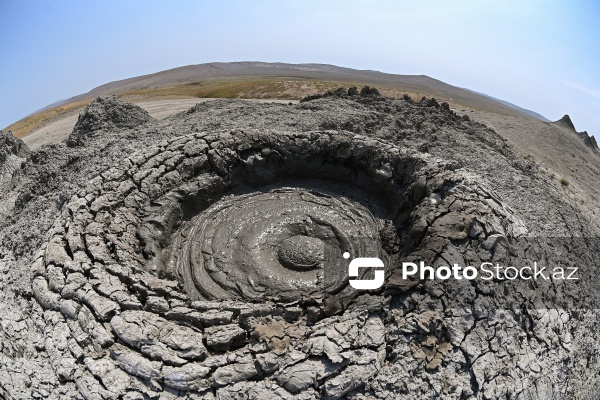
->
xmin=1 ymin=91 xmax=599 ymax=399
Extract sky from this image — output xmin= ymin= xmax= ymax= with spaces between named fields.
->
xmin=1 ymin=0 xmax=599 ymax=137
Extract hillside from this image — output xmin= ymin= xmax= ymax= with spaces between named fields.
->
xmin=4 ymin=62 xmax=548 ymax=138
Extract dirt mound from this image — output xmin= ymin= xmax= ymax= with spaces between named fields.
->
xmin=0 ymin=130 xmax=29 ymax=183
xmin=66 ymin=95 xmax=154 ymax=146
xmin=554 ymin=114 xmax=599 ymax=152
xmin=0 ymin=131 xmax=29 ymax=160
xmin=555 ymin=114 xmax=576 ymax=131
xmin=578 ymin=130 xmax=599 ymax=152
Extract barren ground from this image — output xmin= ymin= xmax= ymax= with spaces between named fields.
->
xmin=462 ymin=108 xmax=600 ymax=222
xmin=22 ymin=98 xmax=298 ymax=151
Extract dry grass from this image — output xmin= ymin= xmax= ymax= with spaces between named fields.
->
xmin=4 ymin=78 xmax=426 ymax=139
xmin=122 ymin=79 xmax=423 ymax=101
xmin=122 ymin=79 xmax=345 ymax=100
xmin=5 ymin=99 xmax=92 ymax=138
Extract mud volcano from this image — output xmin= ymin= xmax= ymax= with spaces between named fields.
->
xmin=32 ymin=129 xmax=439 ymax=394
xmin=2 ymin=92 xmax=600 ymax=399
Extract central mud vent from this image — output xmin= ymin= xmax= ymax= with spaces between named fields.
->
xmin=139 ymin=130 xmax=429 ymax=303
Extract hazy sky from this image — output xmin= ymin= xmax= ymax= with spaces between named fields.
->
xmin=1 ymin=1 xmax=599 ymax=137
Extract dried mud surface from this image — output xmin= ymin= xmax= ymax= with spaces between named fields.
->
xmin=1 ymin=92 xmax=599 ymax=399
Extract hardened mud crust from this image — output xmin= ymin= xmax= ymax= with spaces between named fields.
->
xmin=2 ymin=93 xmax=600 ymax=399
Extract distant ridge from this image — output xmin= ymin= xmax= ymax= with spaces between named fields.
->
xmin=484 ymin=96 xmax=550 ymax=122
xmin=60 ymin=62 xmax=546 ymax=120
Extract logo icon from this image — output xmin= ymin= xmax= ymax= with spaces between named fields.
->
xmin=347 ymin=253 xmax=385 ymax=290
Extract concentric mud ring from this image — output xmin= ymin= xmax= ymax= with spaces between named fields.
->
xmin=30 ymin=129 xmax=479 ymax=397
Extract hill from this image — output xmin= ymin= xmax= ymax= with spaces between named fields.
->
xmin=4 ymin=62 xmax=549 ymax=138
